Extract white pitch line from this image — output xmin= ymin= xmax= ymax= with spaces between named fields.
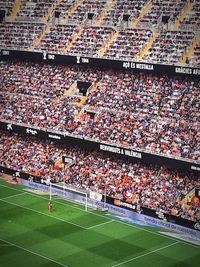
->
xmin=112 ymin=241 xmax=180 ymax=267
xmin=0 ymin=198 xmax=86 ymax=230
xmin=0 ymin=238 xmax=69 ymax=267
xmin=0 ymin=182 xmax=199 ymax=249
xmin=87 ymin=220 xmax=114 ymax=229
xmin=0 ymin=192 xmax=27 ymax=201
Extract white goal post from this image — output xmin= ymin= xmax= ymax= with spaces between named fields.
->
xmin=49 ymin=182 xmax=107 ymax=212
xmin=49 ymin=182 xmax=89 ymax=211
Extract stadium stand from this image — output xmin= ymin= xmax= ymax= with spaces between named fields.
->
xmin=102 ymin=0 xmax=149 ymax=26
xmin=191 ymin=43 xmax=200 ymax=67
xmin=67 ymin=26 xmax=114 ymax=57
xmin=0 ymin=22 xmax=46 ymax=50
xmin=0 ymin=0 xmax=15 ymax=17
xmin=33 ymin=24 xmax=79 ymax=53
xmin=179 ymin=1 xmax=200 ymax=31
xmin=0 ymin=131 xmax=199 ymax=222
xmin=16 ymin=0 xmax=55 ymax=21
xmin=137 ymin=0 xmax=187 ymax=28
xmin=142 ymin=30 xmax=195 ymax=64
xmin=103 ymin=29 xmax=153 ymax=60
xmin=0 ymin=60 xmax=199 ymax=160
xmin=0 ymin=0 xmax=199 ymax=229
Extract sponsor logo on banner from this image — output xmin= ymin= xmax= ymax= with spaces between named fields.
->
xmin=2 ymin=50 xmax=10 ymax=55
xmin=175 ymin=67 xmax=200 ymax=76
xmin=7 ymin=123 xmax=13 ymax=130
xmin=15 ymin=171 xmax=20 ymax=177
xmin=156 ymin=210 xmax=165 ymax=219
xmin=26 ymin=128 xmax=37 ymax=135
xmin=43 ymin=51 xmax=47 ymax=60
xmin=191 ymin=166 xmax=200 ymax=171
xmin=48 ymin=54 xmax=55 ymax=60
xmin=100 ymin=144 xmax=141 ymax=159
xmin=114 ymin=199 xmax=136 ymax=210
xmin=194 ymin=222 xmax=200 ymax=231
xmin=76 ymin=56 xmax=80 ymax=64
xmin=48 ymin=134 xmax=61 ymax=140
xmin=123 ymin=61 xmax=154 ymax=70
xmin=90 ymin=191 xmax=102 ymax=201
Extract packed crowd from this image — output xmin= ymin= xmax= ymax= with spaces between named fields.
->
xmin=0 ymin=21 xmax=197 ymax=66
xmin=190 ymin=43 xmax=200 ymax=67
xmin=0 ymin=0 xmax=199 ymax=66
xmin=16 ymin=0 xmax=55 ymax=21
xmin=0 ymin=131 xmax=199 ymax=222
xmin=68 ymin=26 xmax=114 ymax=57
xmin=0 ymin=131 xmax=87 ymax=181
xmin=0 ymin=60 xmax=199 ymax=161
xmin=138 ymin=0 xmax=187 ymax=27
xmin=34 ymin=24 xmax=79 ymax=53
xmin=0 ymin=0 xmax=15 ymax=16
xmin=104 ymin=29 xmax=152 ymax=60
xmin=180 ymin=1 xmax=200 ymax=30
xmin=0 ymin=22 xmax=46 ymax=50
xmin=66 ymin=0 xmax=107 ymax=22
xmin=143 ymin=30 xmax=195 ymax=65
xmin=2 ymin=0 xmax=197 ymax=30
xmin=102 ymin=0 xmax=148 ymax=26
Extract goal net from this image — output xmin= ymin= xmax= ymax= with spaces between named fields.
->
xmin=49 ymin=182 xmax=100 ymax=211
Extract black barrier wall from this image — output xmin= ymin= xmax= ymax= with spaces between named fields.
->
xmin=1 ymin=121 xmax=200 ymax=171
xmin=0 ymin=165 xmax=199 ymax=232
xmin=0 ymin=49 xmax=200 ymax=76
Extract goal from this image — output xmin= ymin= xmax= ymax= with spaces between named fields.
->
xmin=49 ymin=182 xmax=89 ymax=211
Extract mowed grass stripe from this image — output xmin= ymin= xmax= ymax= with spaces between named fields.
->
xmin=0 ymin=183 xmax=175 ymax=267
xmin=111 ymin=241 xmax=180 ymax=267
xmin=0 ymin=238 xmax=69 ymax=267
xmin=0 ymin=180 xmax=199 ymax=267
xmin=0 ymin=198 xmax=150 ymax=267
xmin=0 ymin=192 xmax=27 ymax=201
xmin=0 ymin=182 xmax=112 ymax=229
xmin=0 ymin=180 xmax=199 ymax=249
xmin=0 ymin=197 xmax=86 ymax=229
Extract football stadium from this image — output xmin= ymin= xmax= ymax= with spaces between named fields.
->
xmin=0 ymin=1 xmax=199 ymax=267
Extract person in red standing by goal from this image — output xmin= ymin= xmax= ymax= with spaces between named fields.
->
xmin=48 ymin=200 xmax=53 ymax=212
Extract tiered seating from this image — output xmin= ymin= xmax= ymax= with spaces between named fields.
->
xmin=0 ymin=131 xmax=87 ymax=179
xmin=103 ymin=29 xmax=152 ymax=60
xmin=54 ymin=1 xmax=75 ymax=21
xmin=1 ymin=131 xmax=199 ymax=222
xmin=0 ymin=61 xmax=199 ymax=160
xmin=180 ymin=1 xmax=200 ymax=30
xmin=1 ymin=92 xmax=82 ymax=131
xmin=142 ymin=31 xmax=195 ymax=64
xmin=34 ymin=25 xmax=79 ymax=53
xmin=0 ymin=61 xmax=78 ymax=98
xmin=191 ymin=43 xmax=200 ymax=67
xmin=63 ymin=0 xmax=107 ymax=22
xmin=138 ymin=0 xmax=186 ymax=27
xmin=68 ymin=26 xmax=114 ymax=56
xmin=16 ymin=0 xmax=55 ymax=20
xmin=0 ymin=0 xmax=15 ymax=16
xmin=0 ymin=22 xmax=46 ymax=49
xmin=102 ymin=0 xmax=148 ymax=26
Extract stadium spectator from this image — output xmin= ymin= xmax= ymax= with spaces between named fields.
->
xmin=0 ymin=131 xmax=199 ymax=221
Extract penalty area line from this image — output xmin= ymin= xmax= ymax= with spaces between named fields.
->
xmin=87 ymin=220 xmax=114 ymax=229
xmin=0 ymin=238 xmax=69 ymax=267
xmin=0 ymin=198 xmax=86 ymax=230
xmin=112 ymin=241 xmax=180 ymax=267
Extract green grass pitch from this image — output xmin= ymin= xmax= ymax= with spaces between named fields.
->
xmin=0 ymin=178 xmax=199 ymax=267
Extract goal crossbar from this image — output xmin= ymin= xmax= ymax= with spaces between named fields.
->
xmin=49 ymin=182 xmax=88 ymax=211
